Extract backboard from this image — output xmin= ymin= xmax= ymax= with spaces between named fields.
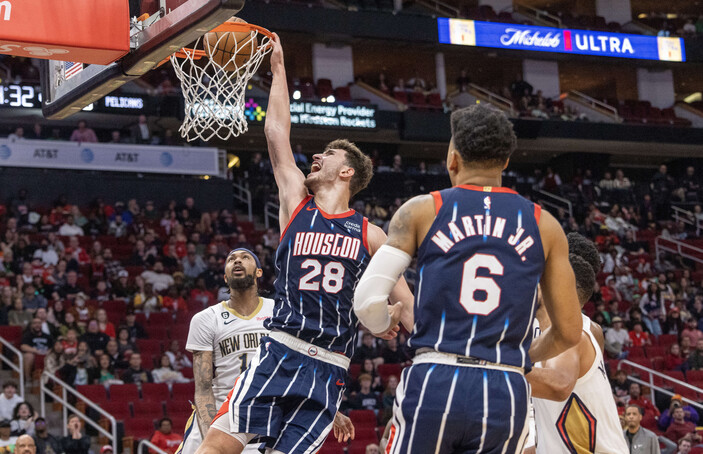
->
xmin=40 ymin=0 xmax=245 ymax=119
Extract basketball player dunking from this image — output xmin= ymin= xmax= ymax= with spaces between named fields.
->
xmin=528 ymin=234 xmax=628 ymax=454
xmin=177 ymin=248 xmax=354 ymax=454
xmin=195 ymin=34 xmax=413 ymax=454
xmin=354 ymin=104 xmax=583 ymax=453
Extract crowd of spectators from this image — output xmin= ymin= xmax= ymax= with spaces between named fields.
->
xmin=2 ymin=148 xmax=703 ymax=449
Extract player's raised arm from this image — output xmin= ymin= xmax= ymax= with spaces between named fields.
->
xmin=264 ymin=33 xmax=307 ymax=229
xmin=529 ymin=211 xmax=582 ymax=363
xmin=192 ymin=350 xmax=217 ymax=437
xmin=354 ymin=195 xmax=434 ymax=337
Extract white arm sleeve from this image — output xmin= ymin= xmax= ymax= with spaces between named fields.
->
xmin=185 ymin=310 xmax=216 ymax=352
xmin=354 ymin=245 xmax=412 ymax=334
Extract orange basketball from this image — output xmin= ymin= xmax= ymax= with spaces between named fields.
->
xmin=205 ymin=17 xmax=258 ymax=71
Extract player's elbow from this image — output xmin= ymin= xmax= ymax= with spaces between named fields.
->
xmin=557 ymin=327 xmax=581 ymax=351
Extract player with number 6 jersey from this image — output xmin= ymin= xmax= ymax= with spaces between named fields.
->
xmin=354 ymin=104 xmax=583 ymax=454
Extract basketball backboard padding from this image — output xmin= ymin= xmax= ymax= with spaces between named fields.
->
xmin=41 ymin=0 xmax=245 ymax=120
xmin=0 ymin=0 xmax=129 ymax=65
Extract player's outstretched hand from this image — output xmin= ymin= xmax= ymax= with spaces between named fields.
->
xmin=373 ymin=302 xmax=403 ymax=340
xmin=270 ymin=33 xmax=284 ymax=71
xmin=333 ymin=412 xmax=355 ymax=443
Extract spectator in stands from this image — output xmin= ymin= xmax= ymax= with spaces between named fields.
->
xmin=456 ymin=69 xmax=471 ymax=92
xmin=44 ymin=340 xmax=65 ymax=379
xmin=509 ymin=73 xmax=532 ymax=100
xmin=141 ymin=261 xmax=174 ymax=293
xmin=611 ymin=369 xmax=632 ymax=403
xmin=10 ymin=402 xmax=36 ymax=436
xmin=682 ymin=319 xmax=703 ymax=346
xmin=88 ymin=354 xmax=120 ymax=386
xmin=133 ymin=283 xmax=162 ymax=314
xmin=629 ymin=383 xmax=660 ymax=424
xmin=639 ymin=286 xmax=664 ymax=337
xmin=0 ymin=383 xmax=23 ymax=422
xmin=381 ymin=337 xmax=407 ymax=365
xmin=108 ymin=215 xmax=127 ymax=239
xmin=33 ymin=240 xmax=58 ymax=267
xmin=687 ymin=339 xmax=703 ymax=370
xmin=60 ymin=415 xmax=89 ymax=454
xmin=68 ymin=294 xmax=92 ymax=328
xmin=32 ymin=418 xmax=60 ymax=454
xmin=381 ymin=375 xmax=398 ymax=424
xmin=353 ymin=332 xmax=382 ymax=364
xmin=664 ymin=407 xmax=701 ymax=444
xmin=539 ymin=167 xmax=562 ymax=194
xmin=58 ymin=216 xmax=83 ymax=237
xmin=605 ymin=317 xmax=631 ymax=359
xmin=624 ymin=405 xmax=659 ymax=454
xmin=683 ymin=19 xmax=697 ymax=37
xmin=21 ymin=285 xmax=46 ymax=313
xmin=121 ymin=353 xmax=153 ymax=386
xmin=651 ymin=164 xmax=674 ymax=219
xmin=8 ymin=297 xmax=31 ymax=329
xmin=629 ymin=322 xmax=651 ymax=347
xmin=182 ymin=243 xmax=206 ymax=279
xmin=665 ymin=344 xmax=687 ymax=371
xmin=164 ymin=340 xmax=191 ymax=371
xmin=21 ymin=318 xmax=53 ymax=379
xmin=105 ymin=340 xmax=127 ymax=370
xmin=110 ymin=270 xmax=132 ymax=300
xmin=659 ymin=395 xmax=699 ymax=431
xmin=122 ymin=311 xmax=147 ymax=341
xmin=149 ymin=418 xmax=182 ymax=454
xmin=365 ymin=444 xmax=380 ymax=454
xmin=80 ymin=319 xmax=109 ymax=355
xmin=7 ymin=127 xmax=24 ymax=142
xmin=152 ymin=354 xmax=190 ymax=385
xmin=116 ymin=327 xmax=137 ymax=358
xmin=349 ymin=374 xmax=380 ymax=412
xmin=69 ymin=121 xmax=97 ymax=144
xmin=0 ymin=420 xmax=17 ymax=453
xmin=130 ymin=115 xmax=152 ymax=144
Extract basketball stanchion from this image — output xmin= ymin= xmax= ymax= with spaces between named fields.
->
xmin=166 ymin=19 xmax=274 ymax=142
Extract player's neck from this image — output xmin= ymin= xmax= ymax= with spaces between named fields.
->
xmin=313 ymin=188 xmax=350 ymax=214
xmin=228 ymin=287 xmax=260 ymax=317
xmin=452 ymin=167 xmax=503 ymax=188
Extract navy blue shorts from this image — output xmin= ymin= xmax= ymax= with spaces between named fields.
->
xmin=223 ymin=336 xmax=346 ymax=453
xmin=386 ymin=362 xmax=530 ymax=454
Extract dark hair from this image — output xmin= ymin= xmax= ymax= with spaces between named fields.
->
xmin=569 ymin=254 xmax=595 ymax=306
xmin=12 ymin=402 xmax=33 ymax=420
xmin=158 ymin=417 xmax=172 ymax=427
xmin=567 ymin=233 xmax=600 ymax=275
xmin=626 ymin=404 xmax=644 ymax=416
xmin=325 ymin=139 xmax=373 ymax=197
xmin=2 ymin=381 xmax=17 ymax=390
xmin=449 ymin=105 xmax=517 ymax=166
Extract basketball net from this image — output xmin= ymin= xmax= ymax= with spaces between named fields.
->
xmin=169 ymin=23 xmax=274 ymax=142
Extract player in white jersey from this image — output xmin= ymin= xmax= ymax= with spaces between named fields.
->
xmin=528 ymin=234 xmax=628 ymax=454
xmin=178 ymin=248 xmax=274 ymax=454
xmin=178 ymin=249 xmax=354 ymax=454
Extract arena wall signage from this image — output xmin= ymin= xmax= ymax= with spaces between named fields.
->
xmin=0 ymin=139 xmax=221 ymax=176
xmin=245 ymin=99 xmax=378 ymax=129
xmin=437 ymin=18 xmax=685 ymax=62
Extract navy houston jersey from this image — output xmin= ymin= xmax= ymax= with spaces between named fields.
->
xmin=409 ymin=185 xmax=545 ymax=370
xmin=265 ymin=195 xmax=371 ymax=357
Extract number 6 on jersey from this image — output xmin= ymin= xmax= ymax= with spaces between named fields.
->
xmin=460 ymin=253 xmax=504 ymax=315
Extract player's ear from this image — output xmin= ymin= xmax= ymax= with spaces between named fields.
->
xmin=448 ymin=149 xmax=460 ymax=173
xmin=256 ymin=268 xmax=263 ymax=278
xmin=340 ymin=166 xmax=355 ymax=180
xmin=503 ymin=158 xmax=510 ymax=170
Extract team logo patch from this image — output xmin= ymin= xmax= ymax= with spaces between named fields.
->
xmin=221 ymin=312 xmax=230 ymax=319
xmin=483 ymin=196 xmax=491 ymax=210
xmin=344 ymin=221 xmax=361 ymax=233
xmin=308 ymin=346 xmax=318 ymax=356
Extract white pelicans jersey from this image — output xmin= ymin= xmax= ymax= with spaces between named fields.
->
xmin=186 ymin=298 xmax=274 ymax=405
xmin=533 ymin=314 xmax=628 ymax=454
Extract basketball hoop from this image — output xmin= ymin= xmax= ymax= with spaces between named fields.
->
xmin=168 ymin=22 xmax=274 ymax=142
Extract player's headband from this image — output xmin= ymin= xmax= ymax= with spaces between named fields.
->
xmin=227 ymin=248 xmax=262 ymax=269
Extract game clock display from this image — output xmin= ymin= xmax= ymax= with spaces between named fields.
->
xmin=0 ymin=85 xmax=41 ymax=108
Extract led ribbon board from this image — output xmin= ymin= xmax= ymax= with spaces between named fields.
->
xmin=437 ymin=18 xmax=685 ymax=62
